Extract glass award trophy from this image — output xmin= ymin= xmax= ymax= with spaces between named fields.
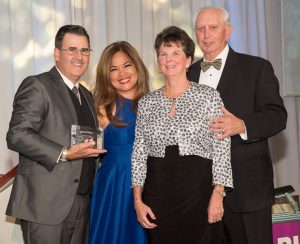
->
xmin=71 ymin=125 xmax=104 ymax=149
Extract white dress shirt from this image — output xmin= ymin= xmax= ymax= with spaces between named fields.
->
xmin=55 ymin=66 xmax=81 ymax=104
xmin=198 ymin=45 xmax=247 ymax=140
xmin=199 ymin=45 xmax=229 ymax=89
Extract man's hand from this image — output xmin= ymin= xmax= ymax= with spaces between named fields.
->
xmin=66 ymin=140 xmax=106 ymax=160
xmin=210 ymin=106 xmax=245 ymax=140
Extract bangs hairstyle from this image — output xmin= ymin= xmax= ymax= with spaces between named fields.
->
xmin=93 ymin=41 xmax=149 ymax=127
xmin=154 ymin=26 xmax=195 ymax=63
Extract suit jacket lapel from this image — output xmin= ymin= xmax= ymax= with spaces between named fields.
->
xmin=49 ymin=67 xmax=78 ymax=123
xmin=217 ymin=47 xmax=239 ymax=96
xmin=188 ymin=59 xmax=202 ymax=82
xmin=191 ymin=47 xmax=239 ymax=97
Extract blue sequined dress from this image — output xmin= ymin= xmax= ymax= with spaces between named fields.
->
xmin=89 ymin=98 xmax=147 ymax=244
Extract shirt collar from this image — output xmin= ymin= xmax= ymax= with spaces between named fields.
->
xmin=55 ymin=66 xmax=80 ymax=90
xmin=203 ymin=44 xmax=229 ymax=65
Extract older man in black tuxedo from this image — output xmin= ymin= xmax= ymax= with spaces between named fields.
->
xmin=188 ymin=6 xmax=287 ymax=244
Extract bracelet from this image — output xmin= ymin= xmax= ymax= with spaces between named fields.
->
xmin=213 ymin=189 xmax=226 ymax=197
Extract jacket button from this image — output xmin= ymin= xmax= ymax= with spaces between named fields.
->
xmin=74 ymin=179 xmax=79 ymax=183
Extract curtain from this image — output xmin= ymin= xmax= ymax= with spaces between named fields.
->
xmin=265 ymin=0 xmax=300 ymax=193
xmin=0 ymin=0 xmax=299 ymax=194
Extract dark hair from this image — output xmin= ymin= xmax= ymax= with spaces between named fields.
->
xmin=94 ymin=41 xmax=149 ymax=127
xmin=154 ymin=26 xmax=195 ymax=63
xmin=55 ymin=25 xmax=90 ymax=48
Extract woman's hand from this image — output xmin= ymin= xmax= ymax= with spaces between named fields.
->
xmin=207 ymin=190 xmax=224 ymax=224
xmin=134 ymin=199 xmax=157 ymax=229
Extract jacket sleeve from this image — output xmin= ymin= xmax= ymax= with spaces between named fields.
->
xmin=210 ymin=90 xmax=233 ymax=188
xmin=243 ymin=60 xmax=287 ymax=142
xmin=6 ymin=76 xmax=63 ymax=171
xmin=131 ymin=98 xmax=149 ymax=187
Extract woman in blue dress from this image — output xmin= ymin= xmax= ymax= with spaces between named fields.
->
xmin=89 ymin=41 xmax=149 ymax=244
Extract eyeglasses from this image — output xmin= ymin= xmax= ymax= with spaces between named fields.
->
xmin=59 ymin=47 xmax=93 ymax=56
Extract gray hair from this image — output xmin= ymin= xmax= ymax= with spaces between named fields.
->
xmin=193 ymin=6 xmax=230 ymax=30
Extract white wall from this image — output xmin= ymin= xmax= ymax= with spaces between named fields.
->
xmin=0 ymin=184 xmax=23 ymax=244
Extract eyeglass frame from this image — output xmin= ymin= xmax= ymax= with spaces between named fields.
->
xmin=58 ymin=46 xmax=93 ymax=56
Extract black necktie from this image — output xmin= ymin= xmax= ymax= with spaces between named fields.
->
xmin=72 ymin=86 xmax=80 ymax=103
xmin=200 ymin=58 xmax=222 ymax=72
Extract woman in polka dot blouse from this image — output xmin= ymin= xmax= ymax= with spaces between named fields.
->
xmin=131 ymin=26 xmax=233 ymax=244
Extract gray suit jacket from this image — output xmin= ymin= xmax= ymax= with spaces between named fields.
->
xmin=6 ymin=67 xmax=98 ymax=225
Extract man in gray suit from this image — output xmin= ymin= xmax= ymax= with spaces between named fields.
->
xmin=6 ymin=25 xmax=106 ymax=244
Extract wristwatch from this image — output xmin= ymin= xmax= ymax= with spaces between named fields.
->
xmin=60 ymin=147 xmax=69 ymax=161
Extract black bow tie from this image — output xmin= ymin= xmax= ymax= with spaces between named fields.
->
xmin=200 ymin=58 xmax=222 ymax=72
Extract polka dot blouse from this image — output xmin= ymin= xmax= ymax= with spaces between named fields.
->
xmin=131 ymin=82 xmax=233 ymax=189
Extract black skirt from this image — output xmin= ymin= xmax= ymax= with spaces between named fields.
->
xmin=143 ymin=145 xmax=223 ymax=244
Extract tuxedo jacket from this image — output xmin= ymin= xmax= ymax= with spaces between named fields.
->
xmin=187 ymin=47 xmax=287 ymax=213
xmin=6 ymin=67 xmax=98 ymax=225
